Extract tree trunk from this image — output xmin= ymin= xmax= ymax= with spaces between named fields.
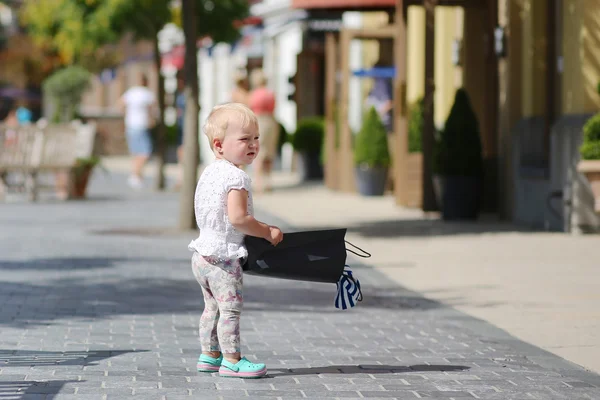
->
xmin=178 ymin=0 xmax=200 ymax=230
xmin=152 ymin=38 xmax=167 ymax=190
xmin=422 ymin=0 xmax=437 ymax=211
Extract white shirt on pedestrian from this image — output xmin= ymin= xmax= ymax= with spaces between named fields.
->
xmin=188 ymin=159 xmax=254 ymax=260
xmin=122 ymin=86 xmax=155 ymax=130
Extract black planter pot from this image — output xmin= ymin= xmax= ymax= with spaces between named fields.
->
xmin=355 ymin=165 xmax=388 ymax=196
xmin=440 ymin=175 xmax=480 ymax=220
xmin=300 ymin=151 xmax=323 ymax=181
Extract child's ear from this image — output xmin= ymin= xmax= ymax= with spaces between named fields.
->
xmin=213 ymin=138 xmax=223 ymax=154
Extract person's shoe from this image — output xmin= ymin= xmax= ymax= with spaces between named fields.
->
xmin=219 ymin=357 xmax=267 ymax=379
xmin=197 ymin=353 xmax=222 ymax=372
xmin=128 ymin=175 xmax=144 ymax=190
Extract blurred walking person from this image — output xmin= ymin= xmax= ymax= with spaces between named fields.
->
xmin=119 ymin=74 xmax=157 ymax=189
xmin=230 ymin=73 xmax=249 ymax=105
xmin=248 ymin=69 xmax=277 ymax=193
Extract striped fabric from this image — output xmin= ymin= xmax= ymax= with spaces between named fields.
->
xmin=334 ymin=265 xmax=362 ymax=310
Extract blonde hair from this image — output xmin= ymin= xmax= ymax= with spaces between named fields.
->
xmin=203 ymin=103 xmax=258 ymax=152
xmin=249 ymin=68 xmax=267 ymax=89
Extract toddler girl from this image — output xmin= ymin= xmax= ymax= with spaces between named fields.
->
xmin=188 ymin=103 xmax=283 ymax=378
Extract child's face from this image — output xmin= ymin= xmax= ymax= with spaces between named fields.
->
xmin=215 ymin=116 xmax=259 ymax=167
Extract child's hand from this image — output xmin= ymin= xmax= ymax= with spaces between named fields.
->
xmin=267 ymin=226 xmax=283 ymax=246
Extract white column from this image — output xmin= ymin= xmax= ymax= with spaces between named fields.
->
xmin=214 ymin=43 xmax=232 ymax=105
xmin=274 ymin=24 xmax=303 ymax=134
xmin=343 ymin=12 xmax=364 ymax=134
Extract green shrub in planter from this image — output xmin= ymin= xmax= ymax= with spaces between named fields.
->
xmin=291 ymin=117 xmax=324 ymax=153
xmin=581 ymin=113 xmax=600 ymax=160
xmin=277 ymin=121 xmax=288 ymax=152
xmin=408 ymin=97 xmax=424 ymax=153
xmin=354 ymin=107 xmax=391 ymax=168
xmin=433 ymin=88 xmax=483 ymax=177
xmin=43 ymin=66 xmax=92 ymax=123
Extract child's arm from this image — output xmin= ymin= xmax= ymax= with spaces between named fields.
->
xmin=228 ymin=189 xmax=282 ymax=245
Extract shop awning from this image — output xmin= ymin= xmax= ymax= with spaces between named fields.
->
xmin=292 ymin=0 xmax=395 ymax=10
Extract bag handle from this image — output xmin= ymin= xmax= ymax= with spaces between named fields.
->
xmin=345 ymin=240 xmax=371 ymax=258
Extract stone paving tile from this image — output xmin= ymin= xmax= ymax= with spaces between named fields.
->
xmin=0 ymin=174 xmax=599 ymax=399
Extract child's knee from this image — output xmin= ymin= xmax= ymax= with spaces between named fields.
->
xmin=219 ymin=302 xmax=242 ymax=318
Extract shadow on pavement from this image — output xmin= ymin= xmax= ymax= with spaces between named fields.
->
xmin=0 ymin=256 xmax=189 ymax=271
xmin=345 ymin=218 xmax=532 ymax=238
xmin=0 ymin=380 xmax=76 ymax=399
xmin=243 ymin=279 xmax=490 ymax=312
xmin=0 ymin=270 xmax=487 ymax=327
xmin=0 ymin=277 xmax=200 ymax=328
xmin=0 ymin=257 xmax=124 ymax=271
xmin=0 ymin=349 xmax=144 ymax=367
xmin=269 ymin=364 xmax=470 ymax=376
xmin=275 ymin=218 xmax=532 ymax=239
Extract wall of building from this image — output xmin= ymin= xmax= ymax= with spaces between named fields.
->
xmin=507 ymin=0 xmax=600 ymax=232
xmin=507 ymin=0 xmax=556 ymax=229
xmin=561 ymin=0 xmax=600 ymax=233
xmin=561 ymin=0 xmax=600 ymax=115
xmin=434 ymin=7 xmax=462 ymax=129
xmin=405 ymin=6 xmax=462 ymax=129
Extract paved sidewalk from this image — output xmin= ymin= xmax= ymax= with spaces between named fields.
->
xmin=253 ymin=177 xmax=600 ymax=375
xmin=0 ymin=164 xmax=599 ymax=399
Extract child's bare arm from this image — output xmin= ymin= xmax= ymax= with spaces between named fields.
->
xmin=228 ymin=189 xmax=278 ymax=243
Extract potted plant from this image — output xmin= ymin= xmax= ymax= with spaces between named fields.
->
xmin=577 ymin=113 xmax=600 ymax=212
xmin=44 ymin=67 xmax=99 ymax=199
xmin=70 ymin=156 xmax=102 ymax=198
xmin=43 ymin=66 xmax=92 ymax=123
xmin=433 ymin=88 xmax=483 ymax=220
xmin=291 ymin=117 xmax=324 ymax=180
xmin=353 ymin=107 xmax=391 ymax=196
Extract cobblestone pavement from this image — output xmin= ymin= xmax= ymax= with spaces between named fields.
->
xmin=1 ymin=173 xmax=599 ymax=400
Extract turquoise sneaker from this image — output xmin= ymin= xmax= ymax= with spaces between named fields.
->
xmin=219 ymin=357 xmax=267 ymax=378
xmin=197 ymin=354 xmax=222 ymax=372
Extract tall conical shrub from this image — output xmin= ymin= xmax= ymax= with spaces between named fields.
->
xmin=354 ymin=107 xmax=391 ymax=168
xmin=433 ymin=88 xmax=483 ymax=177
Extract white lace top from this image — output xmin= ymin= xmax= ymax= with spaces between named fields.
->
xmin=188 ymin=159 xmax=254 ymax=260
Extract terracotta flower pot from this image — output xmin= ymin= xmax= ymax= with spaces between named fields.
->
xmin=70 ymin=165 xmax=93 ymax=199
xmin=578 ymin=160 xmax=600 ymax=213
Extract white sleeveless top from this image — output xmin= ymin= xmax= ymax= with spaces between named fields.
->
xmin=188 ymin=159 xmax=253 ymax=260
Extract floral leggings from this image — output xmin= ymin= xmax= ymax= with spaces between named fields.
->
xmin=191 ymin=252 xmax=243 ymax=354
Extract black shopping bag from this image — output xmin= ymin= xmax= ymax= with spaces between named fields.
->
xmin=243 ymin=229 xmax=348 ymax=283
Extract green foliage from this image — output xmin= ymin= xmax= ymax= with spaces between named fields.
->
xmin=433 ymin=88 xmax=483 ymax=177
xmin=166 ymin=124 xmax=179 ymax=146
xmin=170 ymin=0 xmax=248 ymax=43
xmin=21 ymin=0 xmax=131 ymax=69
xmin=408 ymin=97 xmax=424 ymax=153
xmin=277 ymin=121 xmax=288 ymax=150
xmin=72 ymin=155 xmax=104 ymax=178
xmin=581 ymin=113 xmax=600 ymax=160
xmin=43 ymin=66 xmax=91 ymax=122
xmin=353 ymin=107 xmax=391 ymax=168
xmin=21 ymin=0 xmax=248 ymax=70
xmin=197 ymin=0 xmax=249 ymax=44
xmin=291 ymin=117 xmax=324 ymax=153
